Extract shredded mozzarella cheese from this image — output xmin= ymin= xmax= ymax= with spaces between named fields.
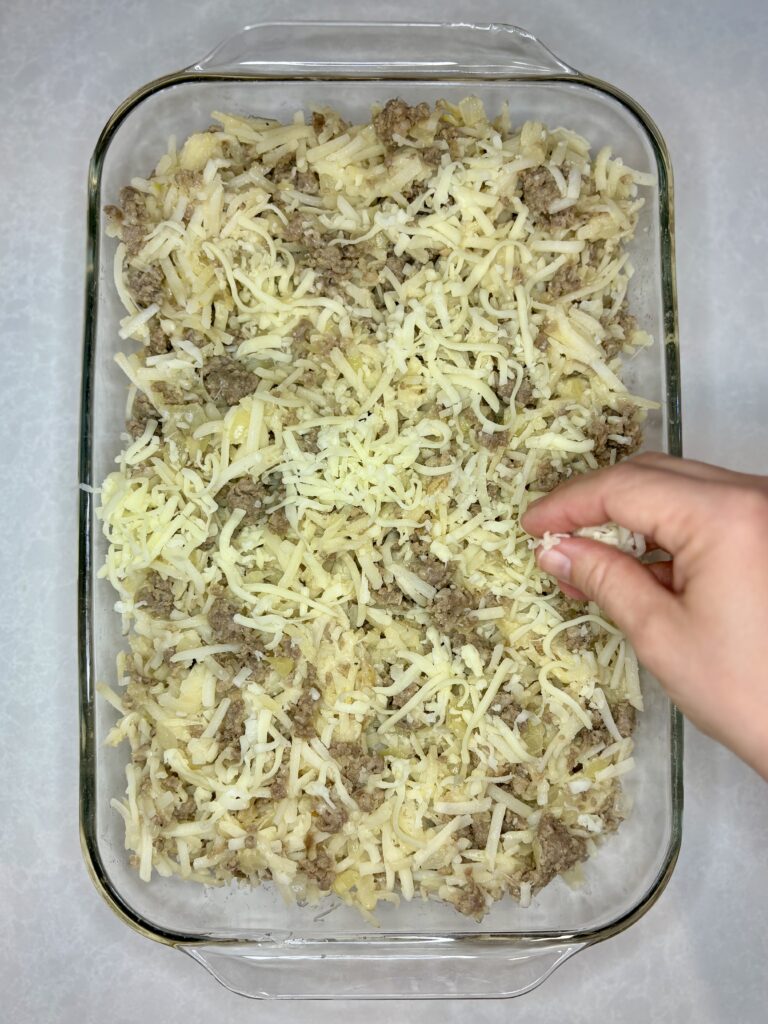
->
xmin=99 ymin=98 xmax=654 ymax=919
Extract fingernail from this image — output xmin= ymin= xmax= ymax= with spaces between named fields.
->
xmin=538 ymin=547 xmax=572 ymax=582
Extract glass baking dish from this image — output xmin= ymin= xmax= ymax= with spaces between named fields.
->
xmin=78 ymin=20 xmax=682 ymax=1000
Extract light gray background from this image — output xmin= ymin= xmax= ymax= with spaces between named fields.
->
xmin=1 ymin=0 xmax=766 ymax=1021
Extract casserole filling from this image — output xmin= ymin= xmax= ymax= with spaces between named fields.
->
xmin=99 ymin=98 xmax=655 ymax=918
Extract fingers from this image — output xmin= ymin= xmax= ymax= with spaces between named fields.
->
xmin=557 ymin=580 xmax=589 ymax=601
xmin=536 ymin=537 xmax=681 ymax=650
xmin=554 ymin=558 xmax=676 ymax=597
xmin=645 ymin=559 xmax=676 ymax=590
xmin=522 ymin=458 xmax=721 ymax=554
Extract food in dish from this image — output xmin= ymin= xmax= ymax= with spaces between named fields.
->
xmin=98 ymin=98 xmax=655 ymax=918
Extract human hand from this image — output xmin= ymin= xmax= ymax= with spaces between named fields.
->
xmin=521 ymin=453 xmax=768 ymax=779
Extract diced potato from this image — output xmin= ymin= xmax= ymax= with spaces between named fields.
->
xmin=270 ymin=656 xmax=294 ymax=679
xmin=180 ymin=132 xmax=221 ymax=172
xmin=524 ymin=721 xmax=545 ymax=757
xmin=333 ymin=868 xmax=358 ymax=895
xmin=226 ymin=406 xmax=251 ymax=441
xmin=584 ymin=757 xmax=610 ymax=780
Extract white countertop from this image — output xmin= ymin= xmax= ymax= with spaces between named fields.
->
xmin=2 ymin=0 xmax=767 ymax=1020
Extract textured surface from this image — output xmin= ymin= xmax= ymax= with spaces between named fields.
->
xmin=1 ymin=0 xmax=766 ymax=1021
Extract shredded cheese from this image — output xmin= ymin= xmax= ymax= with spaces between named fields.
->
xmin=99 ymin=98 xmax=654 ymax=920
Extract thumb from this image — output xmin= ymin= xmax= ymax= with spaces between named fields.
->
xmin=536 ymin=537 xmax=679 ymax=649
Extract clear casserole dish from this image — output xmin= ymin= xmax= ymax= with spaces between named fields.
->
xmin=78 ymin=21 xmax=682 ymax=1000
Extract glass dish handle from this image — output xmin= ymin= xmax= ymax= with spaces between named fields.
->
xmin=192 ymin=21 xmax=578 ymax=78
xmin=184 ymin=940 xmax=585 ymax=999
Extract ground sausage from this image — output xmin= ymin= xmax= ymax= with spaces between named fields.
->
xmin=531 ymin=460 xmax=569 ymax=492
xmin=478 ymin=429 xmax=509 ymax=451
xmin=175 ymin=168 xmax=202 ymax=192
xmin=430 ymin=587 xmax=475 ymax=636
xmin=301 ymin=849 xmax=335 ymax=891
xmin=217 ymin=475 xmax=275 ymax=525
xmin=616 ymin=305 xmax=638 ymax=340
xmin=208 ymin=595 xmax=244 ymax=644
xmin=201 ymin=356 xmax=259 ymax=406
xmin=305 ymin=244 xmax=358 ymax=287
xmin=373 ymin=98 xmax=431 ymax=146
xmin=127 ymin=392 xmax=159 ymax=439
xmin=330 ymin=741 xmax=385 ymax=789
xmin=503 ymin=809 xmax=528 ymax=832
xmin=384 ymin=254 xmax=408 ymax=281
xmin=548 ymin=205 xmax=578 ymax=229
xmin=535 ymin=813 xmax=588 ymax=886
xmin=584 ymin=727 xmax=611 ymax=749
xmin=548 ymin=261 xmax=582 ymax=299
xmin=105 ymin=185 xmax=150 ymax=256
xmin=431 ymin=587 xmax=497 ymax=657
xmin=435 ymin=122 xmax=461 ymax=159
xmin=219 ymin=697 xmax=246 ymax=743
xmin=355 ymin=789 xmax=385 ymax=813
xmin=310 ymin=109 xmax=348 ymax=139
xmin=454 ymin=880 xmax=487 ymax=919
xmin=270 ymin=152 xmax=296 ymax=183
xmin=518 ymin=167 xmax=560 ymax=220
xmin=612 ymin=700 xmax=636 ymax=738
xmin=614 ymin=406 xmax=643 ymax=456
xmin=268 ymin=508 xmax=290 ymax=537
xmin=517 ymin=376 xmax=536 ymax=407
xmin=295 ymin=170 xmax=320 ymax=194
xmin=292 ymin=678 xmax=319 ymax=739
xmin=315 ymin=801 xmax=348 ymax=834
xmin=148 ymin=321 xmax=171 ymax=355
xmin=563 ymin=623 xmax=591 ymax=652
xmin=496 ymin=373 xmax=534 ymax=407
xmin=420 ymin=145 xmax=443 ymax=169
xmin=489 ymin=692 xmax=521 ymax=729
xmin=309 ymin=328 xmax=343 ymax=357
xmin=373 ymin=583 xmax=405 ymax=608
xmin=300 ymin=426 xmax=320 ymax=453
xmin=507 ymin=763 xmax=534 ymax=800
xmin=495 ymin=376 xmax=517 ymax=401
xmin=601 ymin=302 xmax=637 ymax=357
xmin=586 ymin=416 xmax=610 ymax=457
xmin=389 ymin=681 xmax=419 ymax=711
xmin=412 ymin=553 xmax=453 ymax=589
xmin=154 ymin=381 xmax=186 ymax=405
xmin=270 ymin=764 xmax=290 ymax=799
xmin=469 ymin=812 xmax=491 ymax=849
xmin=173 ymin=795 xmax=196 ymax=820
xmin=136 ymin=571 xmax=175 ymax=617
xmin=127 ymin=265 xmax=165 ymax=307
xmin=282 ymin=212 xmax=321 ymax=247
xmin=568 ymin=728 xmax=611 ymax=772
xmin=587 ymin=405 xmax=642 ymax=467
xmin=601 ymin=333 xmax=624 ymax=359
xmin=292 ymin=318 xmax=313 ymax=345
